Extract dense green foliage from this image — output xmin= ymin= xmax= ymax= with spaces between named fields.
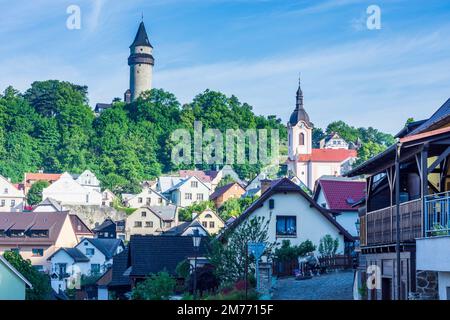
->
xmin=0 ymin=82 xmax=286 ymax=192
xmin=131 ymin=271 xmax=176 ymax=300
xmin=216 ymin=175 xmax=236 ymax=188
xmin=274 ymin=240 xmax=316 ymax=262
xmin=312 ymin=120 xmax=395 ymax=165
xmin=178 ymin=200 xmax=215 ymax=222
xmin=3 ymin=251 xmax=52 ymax=300
xmin=0 ymin=81 xmax=395 ymax=192
xmin=27 ymin=180 xmax=49 ymax=205
xmin=218 ymin=196 xmax=257 ymax=221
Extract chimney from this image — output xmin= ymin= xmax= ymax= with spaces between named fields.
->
xmin=192 ymin=212 xmax=198 ymax=221
xmin=260 ymin=179 xmax=272 ymax=195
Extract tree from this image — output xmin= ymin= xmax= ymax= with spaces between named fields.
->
xmin=217 ymin=175 xmax=236 ymax=188
xmin=2 ymin=251 xmax=52 ymax=300
xmin=131 ymin=271 xmax=176 ymax=300
xmin=27 ymin=180 xmax=50 ymax=206
xmin=318 ymin=235 xmax=339 ymax=257
xmin=274 ymin=240 xmax=316 ymax=262
xmin=355 ymin=141 xmax=387 ymax=166
xmin=178 ymin=201 xmax=215 ymax=222
xmin=208 ymin=216 xmax=275 ymax=285
xmin=312 ymin=127 xmax=326 ymax=148
xmin=218 ymin=196 xmax=256 ymax=221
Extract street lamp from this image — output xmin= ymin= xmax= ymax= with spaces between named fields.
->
xmin=355 ymin=219 xmax=361 ymax=237
xmin=192 ymin=228 xmax=201 ymax=299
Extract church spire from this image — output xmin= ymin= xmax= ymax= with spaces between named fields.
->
xmin=288 ymin=75 xmax=311 ymax=127
xmin=296 ymin=75 xmax=304 ymax=110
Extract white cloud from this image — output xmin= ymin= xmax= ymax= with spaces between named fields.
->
xmin=153 ymin=25 xmax=450 ymax=133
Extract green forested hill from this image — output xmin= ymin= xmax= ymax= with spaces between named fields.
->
xmin=0 ymin=80 xmax=394 ymax=193
xmin=0 ymin=81 xmax=286 ymax=193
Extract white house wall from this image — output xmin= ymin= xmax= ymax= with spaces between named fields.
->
xmin=126 ymin=187 xmax=168 ymax=208
xmin=0 ymin=176 xmax=25 ymax=212
xmin=237 ymin=192 xmax=345 ymax=254
xmin=43 ymin=173 xmax=102 ymax=206
xmin=75 ymin=240 xmax=111 ymax=273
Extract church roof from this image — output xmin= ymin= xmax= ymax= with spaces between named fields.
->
xmin=130 ymin=22 xmax=152 ymax=48
xmin=289 ymin=79 xmax=312 ymax=127
xmin=297 ymin=149 xmax=357 ymax=163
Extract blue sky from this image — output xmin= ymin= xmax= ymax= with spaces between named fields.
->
xmin=1 ymin=0 xmax=450 ymax=133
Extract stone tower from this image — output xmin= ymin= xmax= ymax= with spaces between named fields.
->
xmin=287 ymin=78 xmax=313 ymax=160
xmin=128 ymin=21 xmax=154 ymax=102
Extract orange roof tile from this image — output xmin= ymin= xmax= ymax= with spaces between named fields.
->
xmin=298 ymin=149 xmax=357 ymax=162
xmin=24 ymin=173 xmax=62 ymax=182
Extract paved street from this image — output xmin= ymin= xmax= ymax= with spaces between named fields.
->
xmin=272 ymin=270 xmax=355 ymax=300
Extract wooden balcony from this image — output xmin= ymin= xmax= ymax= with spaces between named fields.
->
xmin=360 ymin=199 xmax=423 ymax=247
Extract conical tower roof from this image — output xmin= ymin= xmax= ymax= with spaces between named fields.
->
xmin=130 ymin=22 xmax=153 ymax=48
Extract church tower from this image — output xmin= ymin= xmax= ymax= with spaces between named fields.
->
xmin=128 ymin=21 xmax=154 ymax=101
xmin=287 ymin=78 xmax=313 ymax=160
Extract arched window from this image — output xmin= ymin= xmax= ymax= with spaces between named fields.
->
xmin=299 ymin=133 xmax=305 ymax=146
xmin=205 ymin=214 xmax=213 ymax=219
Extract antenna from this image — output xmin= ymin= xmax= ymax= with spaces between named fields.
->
xmin=141 ymin=12 xmax=144 ymax=22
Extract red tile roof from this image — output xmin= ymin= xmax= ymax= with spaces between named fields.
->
xmin=24 ymin=173 xmax=62 ymax=191
xmin=298 ymin=149 xmax=357 ymax=162
xmin=317 ymin=179 xmax=366 ymax=211
xmin=178 ymin=170 xmax=218 ymax=183
xmin=24 ymin=173 xmax=62 ymax=182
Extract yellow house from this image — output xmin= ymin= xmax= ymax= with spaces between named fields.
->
xmin=192 ymin=209 xmax=225 ymax=235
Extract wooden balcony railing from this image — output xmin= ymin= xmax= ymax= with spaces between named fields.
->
xmin=361 ymin=199 xmax=422 ymax=246
xmin=425 ymin=192 xmax=450 ymax=237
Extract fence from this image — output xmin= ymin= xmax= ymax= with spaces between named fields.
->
xmin=318 ymin=255 xmax=353 ymax=270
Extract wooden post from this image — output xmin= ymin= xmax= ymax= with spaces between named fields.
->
xmin=395 ymin=141 xmax=402 ymax=300
xmin=421 ymin=145 xmax=429 ymax=236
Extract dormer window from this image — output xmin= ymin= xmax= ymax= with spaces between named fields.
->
xmin=10 ymin=230 xmax=25 ymax=238
xmin=29 ymin=230 xmax=49 ymax=238
xmin=4 ymin=188 xmax=8 ymax=194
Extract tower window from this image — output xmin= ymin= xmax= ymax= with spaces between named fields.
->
xmin=299 ymin=133 xmax=305 ymax=146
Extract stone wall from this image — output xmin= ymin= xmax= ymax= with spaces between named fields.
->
xmin=65 ymin=205 xmax=127 ymax=229
xmin=415 ymin=270 xmax=439 ymax=300
xmin=258 ymin=262 xmax=272 ymax=296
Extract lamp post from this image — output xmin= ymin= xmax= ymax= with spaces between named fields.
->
xmin=355 ymin=218 xmax=361 ymax=253
xmin=355 ymin=219 xmax=361 ymax=237
xmin=192 ymin=228 xmax=201 ymax=300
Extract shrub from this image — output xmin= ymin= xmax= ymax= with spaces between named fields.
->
xmin=318 ymin=235 xmax=339 ymax=257
xmin=131 ymin=271 xmax=175 ymax=300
